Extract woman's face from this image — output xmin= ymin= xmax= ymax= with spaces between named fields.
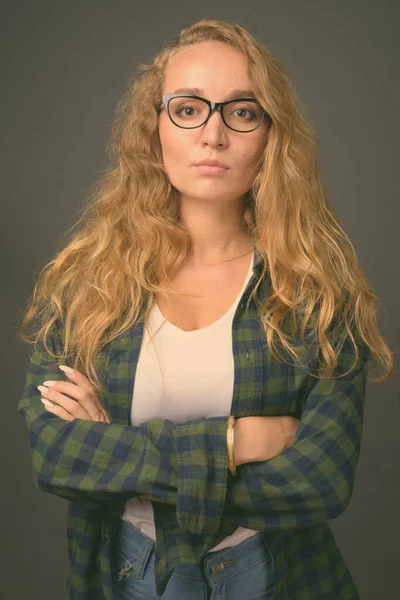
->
xmin=158 ymin=41 xmax=269 ymax=206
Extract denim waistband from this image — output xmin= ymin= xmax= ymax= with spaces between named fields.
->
xmin=115 ymin=518 xmax=274 ymax=585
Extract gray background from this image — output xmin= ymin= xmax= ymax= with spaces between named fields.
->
xmin=2 ymin=1 xmax=399 ymax=598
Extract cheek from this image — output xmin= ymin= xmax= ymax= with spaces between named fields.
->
xmin=242 ymin=132 xmax=267 ymax=162
xmin=159 ymin=124 xmax=188 ymax=169
xmin=158 ymin=130 xmax=194 ymax=191
xmin=238 ymin=139 xmax=267 ymax=176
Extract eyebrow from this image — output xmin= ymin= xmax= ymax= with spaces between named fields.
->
xmin=172 ymin=87 xmax=256 ymax=99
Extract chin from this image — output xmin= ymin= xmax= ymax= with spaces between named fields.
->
xmin=180 ymin=187 xmax=232 ymax=200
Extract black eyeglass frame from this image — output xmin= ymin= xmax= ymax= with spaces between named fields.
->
xmin=161 ymin=93 xmax=271 ymax=133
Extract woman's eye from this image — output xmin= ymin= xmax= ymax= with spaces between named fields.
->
xmin=176 ymin=104 xmax=196 ymax=116
xmin=233 ymin=108 xmax=256 ymax=119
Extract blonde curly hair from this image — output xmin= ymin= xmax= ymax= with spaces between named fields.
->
xmin=18 ymin=18 xmax=395 ymax=397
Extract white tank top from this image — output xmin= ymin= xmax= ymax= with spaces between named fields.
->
xmin=121 ymin=248 xmax=259 ymax=552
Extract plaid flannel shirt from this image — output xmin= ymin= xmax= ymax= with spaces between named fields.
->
xmin=18 ymin=246 xmax=372 ymax=599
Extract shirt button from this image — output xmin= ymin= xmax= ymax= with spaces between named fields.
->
xmin=211 ymin=560 xmax=224 ymax=574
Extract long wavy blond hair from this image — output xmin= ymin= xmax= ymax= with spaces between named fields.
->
xmin=19 ymin=18 xmax=395 ymax=398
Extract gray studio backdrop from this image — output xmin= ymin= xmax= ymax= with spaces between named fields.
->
xmin=2 ymin=1 xmax=399 ymax=599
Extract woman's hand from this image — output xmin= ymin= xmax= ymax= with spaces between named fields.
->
xmin=38 ymin=366 xmax=111 ymax=423
xmin=234 ymin=415 xmax=301 ymax=466
xmin=38 ymin=365 xmax=167 ymax=503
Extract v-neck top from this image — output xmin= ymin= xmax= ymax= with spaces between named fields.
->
xmin=122 ymin=248 xmax=258 ymax=551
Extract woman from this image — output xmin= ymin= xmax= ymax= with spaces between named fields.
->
xmin=18 ymin=18 xmax=393 ymax=600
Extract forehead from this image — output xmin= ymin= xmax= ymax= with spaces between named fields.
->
xmin=163 ymin=41 xmax=251 ymax=96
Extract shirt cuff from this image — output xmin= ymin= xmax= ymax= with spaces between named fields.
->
xmin=175 ymin=416 xmax=230 ymax=534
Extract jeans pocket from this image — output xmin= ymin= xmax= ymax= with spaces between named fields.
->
xmin=228 ymin=554 xmax=276 ymax=600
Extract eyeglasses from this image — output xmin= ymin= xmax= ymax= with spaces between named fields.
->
xmin=161 ymin=93 xmax=271 ymax=133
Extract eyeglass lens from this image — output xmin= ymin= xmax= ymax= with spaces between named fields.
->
xmin=168 ymin=97 xmax=264 ymax=132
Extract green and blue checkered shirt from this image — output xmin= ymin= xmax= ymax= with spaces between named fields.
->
xmin=18 ymin=246 xmax=372 ymax=599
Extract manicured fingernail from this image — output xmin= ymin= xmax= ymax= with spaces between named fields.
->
xmin=41 ymin=398 xmax=53 ymax=406
xmin=43 ymin=380 xmax=56 ymax=387
xmin=59 ymin=365 xmax=73 ymax=374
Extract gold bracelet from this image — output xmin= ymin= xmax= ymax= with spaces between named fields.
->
xmin=227 ymin=415 xmax=237 ymax=476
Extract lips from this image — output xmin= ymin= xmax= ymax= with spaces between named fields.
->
xmin=194 ymin=159 xmax=230 ymax=169
xmin=195 ymin=164 xmax=229 ymax=174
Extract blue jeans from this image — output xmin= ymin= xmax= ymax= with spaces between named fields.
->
xmin=110 ymin=519 xmax=276 ymax=599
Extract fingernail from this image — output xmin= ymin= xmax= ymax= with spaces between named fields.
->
xmin=41 ymin=398 xmax=53 ymax=406
xmin=59 ymin=365 xmax=73 ymax=374
xmin=43 ymin=380 xmax=56 ymax=387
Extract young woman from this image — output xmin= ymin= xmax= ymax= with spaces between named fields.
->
xmin=18 ymin=18 xmax=393 ymax=600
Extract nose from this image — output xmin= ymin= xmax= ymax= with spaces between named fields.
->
xmin=200 ymin=108 xmax=228 ymax=146
xmin=205 ymin=106 xmax=225 ymax=127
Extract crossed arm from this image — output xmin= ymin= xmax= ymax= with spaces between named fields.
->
xmin=18 ymin=319 xmax=371 ymax=534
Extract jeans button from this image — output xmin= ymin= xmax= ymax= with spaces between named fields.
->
xmin=211 ymin=560 xmax=224 ymax=574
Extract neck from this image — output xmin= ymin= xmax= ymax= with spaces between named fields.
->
xmin=179 ymin=192 xmax=251 ymax=263
xmin=188 ymin=245 xmax=254 ymax=268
